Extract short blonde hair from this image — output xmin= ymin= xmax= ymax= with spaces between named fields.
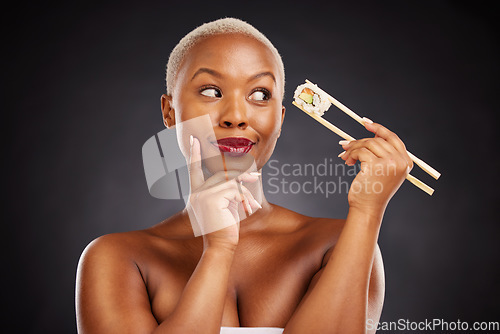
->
xmin=165 ymin=17 xmax=285 ymax=98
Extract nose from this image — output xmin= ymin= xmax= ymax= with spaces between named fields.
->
xmin=218 ymin=94 xmax=248 ymax=129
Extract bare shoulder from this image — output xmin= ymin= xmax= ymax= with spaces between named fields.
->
xmin=314 ymin=214 xmax=384 ymax=270
xmin=300 ymin=210 xmax=385 ymax=325
xmin=75 ymin=212 xmax=191 ymax=333
xmin=273 ymin=205 xmax=383 ymax=272
xmin=307 ymin=216 xmax=346 ymax=240
xmin=77 ymin=209 xmax=193 ymax=266
xmin=76 ymin=228 xmax=163 ymax=296
xmin=267 ymin=204 xmax=347 ymax=261
xmin=302 ymin=212 xmax=383 ymax=271
xmin=270 ymin=204 xmax=345 ymax=232
xmin=78 ymin=230 xmax=150 ymax=268
xmin=75 ymin=231 xmax=157 ymax=332
xmin=286 ymin=206 xmax=385 ymax=324
xmin=275 ymin=204 xmax=345 ymax=238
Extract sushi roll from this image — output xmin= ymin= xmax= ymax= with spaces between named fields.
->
xmin=293 ymin=82 xmax=332 ymax=116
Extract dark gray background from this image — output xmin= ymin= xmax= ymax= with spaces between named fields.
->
xmin=4 ymin=1 xmax=499 ymax=333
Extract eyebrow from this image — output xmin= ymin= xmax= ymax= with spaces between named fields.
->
xmin=191 ymin=68 xmax=276 ymax=84
xmin=191 ymin=67 xmax=222 ymax=81
xmin=250 ymin=71 xmax=276 ymax=83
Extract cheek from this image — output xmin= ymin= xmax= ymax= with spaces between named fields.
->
xmin=173 ymin=94 xmax=217 ymax=158
xmin=174 ymin=110 xmax=217 ymax=162
xmin=253 ymin=109 xmax=282 ymax=141
xmin=251 ymin=109 xmax=282 ymax=168
xmin=175 ymin=95 xmax=208 ymax=123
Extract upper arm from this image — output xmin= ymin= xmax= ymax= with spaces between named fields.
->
xmin=300 ymin=243 xmax=385 ymax=332
xmin=76 ymin=235 xmax=158 ymax=334
xmin=367 ymin=244 xmax=385 ymax=333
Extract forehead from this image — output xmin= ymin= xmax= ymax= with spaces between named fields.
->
xmin=177 ymin=33 xmax=282 ymax=83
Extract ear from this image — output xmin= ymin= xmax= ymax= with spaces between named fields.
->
xmin=278 ymin=105 xmax=286 ymax=138
xmin=161 ymin=94 xmax=176 ymax=128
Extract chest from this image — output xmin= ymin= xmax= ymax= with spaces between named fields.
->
xmin=146 ymin=239 xmax=324 ymax=327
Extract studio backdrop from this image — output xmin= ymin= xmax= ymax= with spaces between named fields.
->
xmin=4 ymin=1 xmax=499 ymax=333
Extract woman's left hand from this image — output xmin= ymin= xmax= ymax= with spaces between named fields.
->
xmin=338 ymin=118 xmax=413 ymax=217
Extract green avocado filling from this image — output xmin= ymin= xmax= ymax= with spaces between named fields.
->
xmin=298 ymin=92 xmax=313 ymax=104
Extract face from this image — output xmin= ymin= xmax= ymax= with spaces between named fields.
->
xmin=162 ymin=33 xmax=285 ymax=175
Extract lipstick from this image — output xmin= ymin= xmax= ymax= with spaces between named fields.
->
xmin=213 ymin=137 xmax=255 ymax=157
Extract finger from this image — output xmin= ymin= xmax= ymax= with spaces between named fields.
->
xmin=189 ymin=136 xmax=205 ymax=191
xmin=199 ymin=175 xmax=244 ymax=197
xmin=340 ymin=138 xmax=399 ymax=159
xmin=236 ymin=172 xmax=260 ymax=184
xmin=363 ymin=121 xmax=407 ymax=156
xmin=343 ymin=147 xmax=378 ymax=166
xmin=242 ymin=192 xmax=253 ymax=215
xmin=363 ymin=121 xmax=413 ymax=169
xmin=200 ymin=171 xmax=259 ymax=190
xmin=200 ymin=170 xmax=241 ymax=189
xmin=218 ymin=187 xmax=253 ymax=214
xmin=235 ymin=182 xmax=253 ymax=215
xmin=238 ymin=182 xmax=262 ymax=211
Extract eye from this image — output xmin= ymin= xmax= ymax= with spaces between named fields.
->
xmin=200 ymin=87 xmax=222 ymax=98
xmin=249 ymin=89 xmax=271 ymax=101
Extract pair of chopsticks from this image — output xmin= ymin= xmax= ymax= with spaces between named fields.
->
xmin=292 ymin=79 xmax=440 ymax=196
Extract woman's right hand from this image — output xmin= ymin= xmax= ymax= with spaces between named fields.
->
xmin=186 ymin=135 xmax=261 ymax=251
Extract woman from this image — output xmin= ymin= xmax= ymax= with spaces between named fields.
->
xmin=76 ymin=18 xmax=413 ymax=334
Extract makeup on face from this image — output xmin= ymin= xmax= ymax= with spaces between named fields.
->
xmin=172 ymin=34 xmax=285 ymax=173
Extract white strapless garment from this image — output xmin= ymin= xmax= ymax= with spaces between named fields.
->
xmin=220 ymin=327 xmax=284 ymax=334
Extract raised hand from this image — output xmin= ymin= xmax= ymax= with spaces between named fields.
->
xmin=338 ymin=118 xmax=413 ymax=217
xmin=186 ymin=135 xmax=261 ymax=250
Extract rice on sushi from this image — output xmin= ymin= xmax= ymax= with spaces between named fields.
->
xmin=293 ymin=82 xmax=332 ymax=116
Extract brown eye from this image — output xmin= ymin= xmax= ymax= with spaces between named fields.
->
xmin=249 ymin=89 xmax=270 ymax=101
xmin=200 ymin=87 xmax=222 ymax=98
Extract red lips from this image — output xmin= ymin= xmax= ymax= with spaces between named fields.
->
xmin=213 ymin=137 xmax=255 ymax=157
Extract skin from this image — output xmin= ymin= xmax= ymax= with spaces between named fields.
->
xmin=76 ymin=33 xmax=413 ymax=334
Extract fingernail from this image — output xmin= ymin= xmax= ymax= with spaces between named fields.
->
xmin=245 ymin=196 xmax=253 ymax=214
xmin=189 ymin=135 xmax=193 ymax=146
xmin=245 ymin=201 xmax=253 ymax=215
xmin=338 ymin=151 xmax=346 ymax=158
xmin=250 ymin=172 xmax=261 ymax=176
xmin=362 ymin=117 xmax=373 ymax=125
xmin=253 ymin=198 xmax=262 ymax=209
xmin=339 ymin=140 xmax=351 ymax=146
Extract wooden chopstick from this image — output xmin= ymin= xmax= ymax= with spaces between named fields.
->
xmin=305 ymin=79 xmax=441 ymax=180
xmin=292 ymin=101 xmax=434 ymax=196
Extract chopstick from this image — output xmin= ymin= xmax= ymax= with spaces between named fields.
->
xmin=292 ymin=101 xmax=435 ymax=196
xmin=305 ymin=79 xmax=441 ymax=180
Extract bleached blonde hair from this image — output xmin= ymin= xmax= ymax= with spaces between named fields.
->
xmin=165 ymin=17 xmax=285 ymax=98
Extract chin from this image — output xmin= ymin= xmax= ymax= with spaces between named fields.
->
xmin=203 ymin=153 xmax=257 ymax=176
